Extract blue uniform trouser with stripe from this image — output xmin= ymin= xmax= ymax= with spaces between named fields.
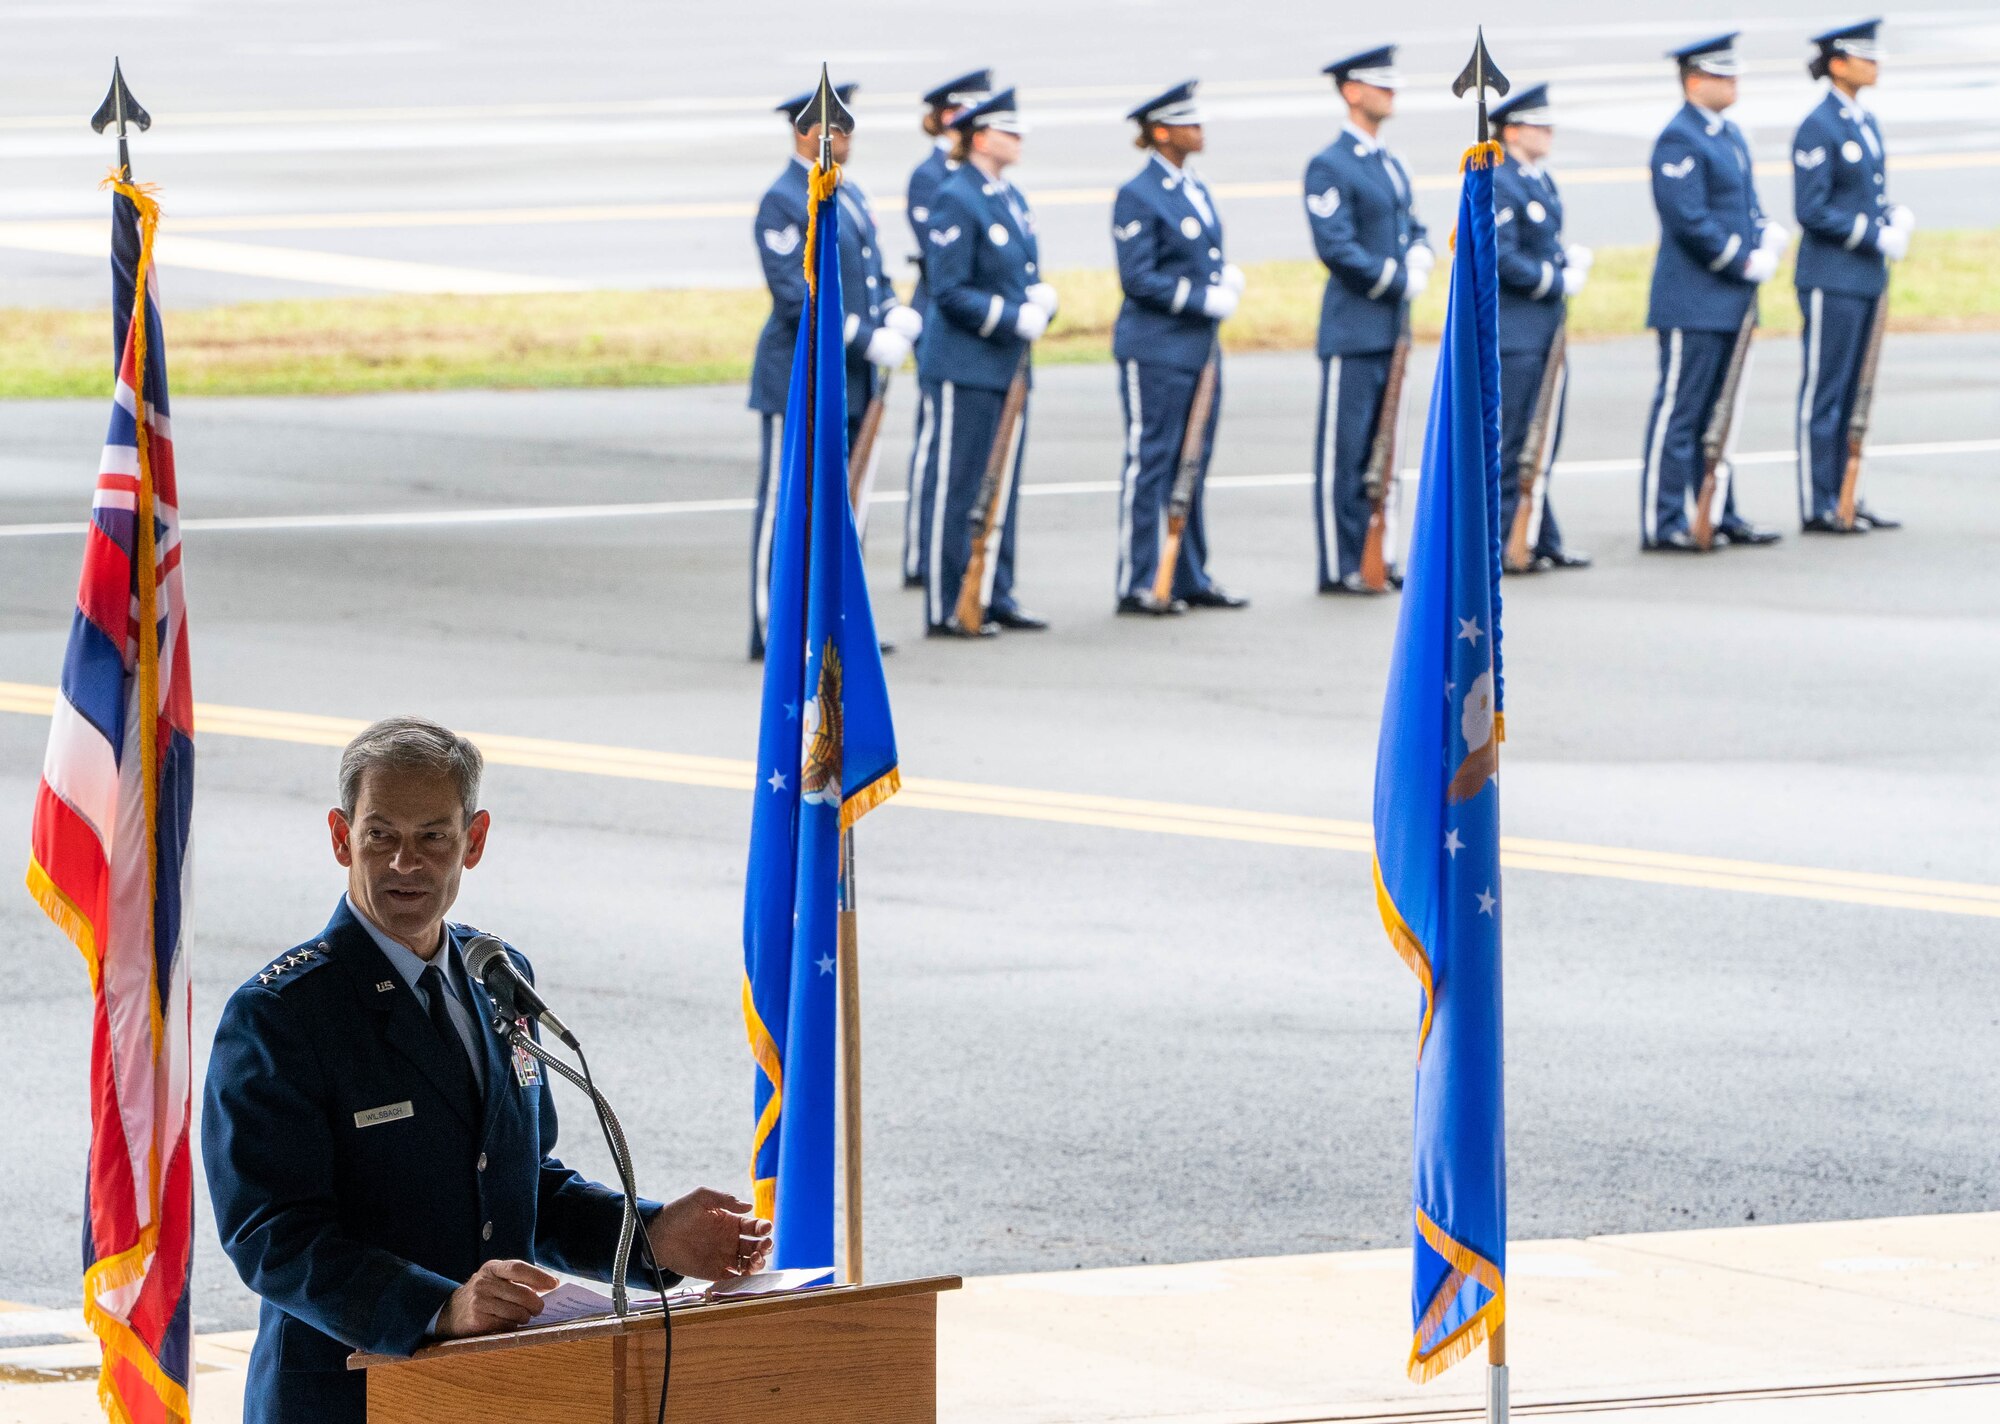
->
xmin=1794 ymin=288 xmax=1877 ymax=523
xmin=1116 ymin=358 xmax=1220 ymax=601
xmin=1497 ymin=340 xmax=1568 ymax=559
xmin=917 ymin=378 xmax=1027 ymax=630
xmin=1312 ymin=351 xmax=1391 ymax=585
xmin=1638 ymin=327 xmax=1749 ymax=546
xmin=751 ymin=410 xmax=864 ymax=659
xmin=901 ymin=384 xmax=934 ymax=585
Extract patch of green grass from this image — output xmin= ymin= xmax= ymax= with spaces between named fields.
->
xmin=2 ymin=231 xmax=1993 ymax=399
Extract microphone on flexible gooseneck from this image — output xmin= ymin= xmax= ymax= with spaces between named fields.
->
xmin=463 ymin=934 xmax=580 ymax=1050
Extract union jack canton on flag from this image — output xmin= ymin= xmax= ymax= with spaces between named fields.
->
xmin=26 ymin=178 xmax=197 ymax=1424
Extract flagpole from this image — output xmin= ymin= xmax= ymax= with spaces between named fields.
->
xmin=837 ymin=826 xmax=864 ymax=1284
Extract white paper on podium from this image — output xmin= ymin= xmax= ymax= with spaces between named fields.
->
xmin=524 ymin=1268 xmax=834 ymax=1329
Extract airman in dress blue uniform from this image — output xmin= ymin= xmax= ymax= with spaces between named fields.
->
xmin=912 ymin=87 xmax=1055 ymax=636
xmin=1792 ymin=18 xmax=1908 ymax=533
xmin=902 ymin=68 xmax=994 ymax=589
xmin=202 ymin=719 xmax=765 ymax=1424
xmin=1303 ymin=45 xmax=1432 ymax=594
xmin=749 ymin=82 xmax=921 ymax=658
xmin=1490 ymin=83 xmax=1592 ymax=573
xmin=1639 ymin=34 xmax=1787 ymax=552
xmin=1110 ymin=80 xmax=1249 ymax=615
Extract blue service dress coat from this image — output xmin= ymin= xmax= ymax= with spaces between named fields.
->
xmin=1645 ymin=101 xmax=1768 ymax=333
xmin=749 ymin=158 xmax=903 ymax=417
xmin=1303 ymin=125 xmax=1429 ymax=357
xmin=1791 ymin=89 xmax=1892 ymax=298
xmin=906 ymin=142 xmax=958 ymax=315
xmin=1492 ymin=155 xmax=1569 ymax=356
xmin=1111 ymin=153 xmax=1227 ymax=373
xmin=916 ymin=162 xmax=1043 ymax=392
xmin=202 ymin=900 xmax=660 ymax=1424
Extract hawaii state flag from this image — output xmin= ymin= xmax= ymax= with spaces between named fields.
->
xmin=26 ymin=178 xmax=196 ymax=1424
xmin=741 ymin=149 xmax=899 ymax=1269
xmin=1372 ymin=139 xmax=1509 ymax=1383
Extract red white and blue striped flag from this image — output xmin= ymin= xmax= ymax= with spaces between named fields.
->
xmin=25 ymin=178 xmax=195 ymax=1424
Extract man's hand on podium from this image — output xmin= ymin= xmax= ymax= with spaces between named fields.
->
xmin=435 ymin=1259 xmax=561 ymax=1339
xmin=647 ymin=1187 xmax=773 ymax=1281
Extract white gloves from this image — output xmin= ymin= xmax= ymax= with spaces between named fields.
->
xmin=1221 ymin=263 xmax=1247 ymax=294
xmin=1758 ymin=221 xmax=1792 ymax=254
xmin=1562 ymin=267 xmax=1588 ymax=296
xmin=1202 ymin=284 xmax=1240 ymax=320
xmin=1889 ymin=204 xmax=1915 ymax=232
xmin=883 ymin=305 xmax=923 ymax=340
xmin=1014 ymin=304 xmax=1050 ymax=341
xmin=1565 ymin=243 xmax=1594 ymax=272
xmin=1742 ymin=248 xmax=1780 ymax=284
xmin=1406 ymin=244 xmax=1436 ymax=275
xmin=1025 ymin=282 xmax=1060 ymax=317
xmin=1877 ymin=224 xmax=1909 ymax=261
xmin=864 ymin=326 xmax=912 ymax=368
xmin=1403 ymin=263 xmax=1430 ymax=300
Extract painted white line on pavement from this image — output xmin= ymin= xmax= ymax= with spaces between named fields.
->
xmin=0 ymin=438 xmax=1992 ymax=540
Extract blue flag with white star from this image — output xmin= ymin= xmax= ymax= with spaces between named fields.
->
xmin=742 ymin=158 xmax=899 ymax=1269
xmin=1372 ymin=139 xmax=1508 ymax=1383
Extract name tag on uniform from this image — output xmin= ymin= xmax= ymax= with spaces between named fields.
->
xmin=354 ymin=1101 xmax=414 ymax=1129
xmin=512 ymin=1018 xmax=543 ymax=1089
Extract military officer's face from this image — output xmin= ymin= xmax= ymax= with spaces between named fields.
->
xmin=330 ymin=767 xmax=490 ymax=955
xmin=799 ymin=123 xmax=852 ymax=165
xmin=1830 ymin=55 xmax=1878 ymax=90
xmin=973 ymin=128 xmax=1022 ymax=168
xmin=1506 ymin=123 xmax=1552 ymax=163
xmin=1154 ymin=123 xmax=1205 ymax=155
xmin=1340 ymin=81 xmax=1396 ymax=124
xmin=1684 ymin=72 xmax=1738 ymax=111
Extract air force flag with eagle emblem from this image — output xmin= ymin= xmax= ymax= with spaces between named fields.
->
xmin=1372 ymin=137 xmax=1509 ymax=1383
xmin=742 ymin=150 xmax=900 ymax=1270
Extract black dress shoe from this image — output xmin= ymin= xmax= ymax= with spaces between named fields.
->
xmin=1183 ymin=584 xmax=1250 ymax=609
xmin=1717 ymin=522 xmax=1782 ymax=546
xmin=1542 ymin=549 xmax=1592 ymax=569
xmin=1118 ymin=593 xmax=1186 ymax=616
xmin=929 ymin=618 xmax=999 ymax=639
xmin=1321 ymin=573 xmax=1385 ymax=595
xmin=1802 ymin=515 xmax=1866 ymax=534
xmin=1855 ymin=505 xmax=1901 ymax=530
xmin=878 ymin=639 xmax=897 ymax=656
xmin=990 ymin=606 xmax=1049 ymax=631
xmin=901 ymin=573 xmax=924 ymax=589
xmin=1643 ymin=530 xmax=1705 ymax=552
xmin=1505 ymin=555 xmax=1552 ymax=575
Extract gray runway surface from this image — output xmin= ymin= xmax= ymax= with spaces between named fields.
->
xmin=4 ymin=2 xmax=2000 ymax=305
xmin=1 ymin=330 xmax=1996 ymax=1331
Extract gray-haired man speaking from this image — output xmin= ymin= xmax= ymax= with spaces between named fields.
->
xmin=201 ymin=716 xmax=771 ymax=1424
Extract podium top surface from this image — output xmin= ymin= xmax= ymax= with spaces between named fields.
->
xmin=347 ymin=1274 xmax=962 ymax=1370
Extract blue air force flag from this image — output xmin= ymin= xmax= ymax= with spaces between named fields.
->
xmin=742 ymin=161 xmax=900 ymax=1270
xmin=1372 ymin=140 xmax=1509 ymax=1382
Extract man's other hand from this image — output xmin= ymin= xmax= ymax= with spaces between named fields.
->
xmin=434 ymin=1259 xmax=559 ymax=1338
xmin=647 ymin=1187 xmax=773 ymax=1280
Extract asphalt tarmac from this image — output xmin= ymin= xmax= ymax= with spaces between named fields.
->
xmin=1 ymin=329 xmax=1996 ymax=1332
xmin=4 ymin=2 xmax=2000 ymax=304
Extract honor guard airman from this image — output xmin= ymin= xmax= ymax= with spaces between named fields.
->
xmin=1304 ymin=45 xmax=1432 ymax=594
xmin=1489 ymin=83 xmax=1592 ymax=573
xmin=1793 ymin=18 xmax=1907 ymax=533
xmin=1111 ymin=79 xmax=1249 ymax=616
xmin=748 ymin=82 xmax=921 ymax=659
xmin=912 ymin=87 xmax=1054 ymax=636
xmin=1639 ymin=34 xmax=1787 ymax=552
xmin=902 ymin=67 xmax=994 ymax=589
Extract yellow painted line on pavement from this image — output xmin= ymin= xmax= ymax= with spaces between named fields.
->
xmin=3 ymin=681 xmax=1995 ymax=919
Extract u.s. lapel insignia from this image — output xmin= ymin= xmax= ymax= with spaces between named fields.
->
xmin=512 ymin=1018 xmax=543 ymax=1088
xmin=376 ymin=980 xmax=396 ymax=993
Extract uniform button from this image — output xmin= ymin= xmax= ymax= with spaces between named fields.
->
xmin=1873 ymin=174 xmax=1883 ymax=185
xmin=862 ymin=246 xmax=873 ymax=257
xmin=481 ymin=1221 xmax=493 ymax=1242
xmin=866 ymin=275 xmax=877 ymax=287
xmin=1026 ymin=262 xmax=1037 ymax=274
xmin=476 ymin=1153 xmax=487 ymax=1172
xmin=1209 ymin=247 xmax=1221 ymax=259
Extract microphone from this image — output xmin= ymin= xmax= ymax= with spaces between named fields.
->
xmin=463 ymin=934 xmax=580 ymax=1050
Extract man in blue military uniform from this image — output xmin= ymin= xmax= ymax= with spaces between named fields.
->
xmin=1303 ymin=44 xmax=1431 ymax=594
xmin=203 ymin=717 xmax=769 ymax=1424
xmin=902 ymin=67 xmax=994 ymax=588
xmin=1639 ymin=34 xmax=1787 ymax=552
xmin=1490 ymin=82 xmax=1593 ymax=573
xmin=1111 ymin=79 xmax=1249 ymax=615
xmin=913 ymin=87 xmax=1055 ymax=637
xmin=1792 ymin=18 xmax=1908 ymax=533
xmin=749 ymin=81 xmax=922 ymax=658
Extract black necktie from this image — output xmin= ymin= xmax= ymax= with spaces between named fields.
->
xmin=419 ymin=964 xmax=479 ymax=1103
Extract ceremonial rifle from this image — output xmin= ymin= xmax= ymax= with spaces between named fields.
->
xmin=1834 ymin=289 xmax=1889 ymax=530
xmin=1692 ymin=305 xmax=1756 ymax=550
xmin=953 ymin=347 xmax=1032 ymax=631
xmin=1359 ymin=317 xmax=1411 ymax=591
xmin=1504 ymin=328 xmax=1565 ymax=573
xmin=1148 ymin=336 xmax=1220 ymax=607
xmin=847 ymin=369 xmax=890 ymax=540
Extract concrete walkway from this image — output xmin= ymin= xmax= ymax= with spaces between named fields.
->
xmin=2 ymin=1212 xmax=1993 ymax=1423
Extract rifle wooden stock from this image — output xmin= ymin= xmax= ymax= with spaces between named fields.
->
xmin=1360 ymin=331 xmax=1412 ymax=591
xmin=953 ymin=351 xmax=1032 ymax=631
xmin=1505 ymin=329 xmax=1566 ymax=573
xmin=847 ymin=370 xmax=890 ymax=537
xmin=1835 ymin=289 xmax=1889 ymax=530
xmin=1149 ymin=344 xmax=1220 ymax=606
xmin=1693 ymin=307 xmax=1757 ymax=550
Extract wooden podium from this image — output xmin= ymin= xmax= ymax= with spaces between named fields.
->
xmin=350 ymin=1276 xmax=960 ymax=1424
